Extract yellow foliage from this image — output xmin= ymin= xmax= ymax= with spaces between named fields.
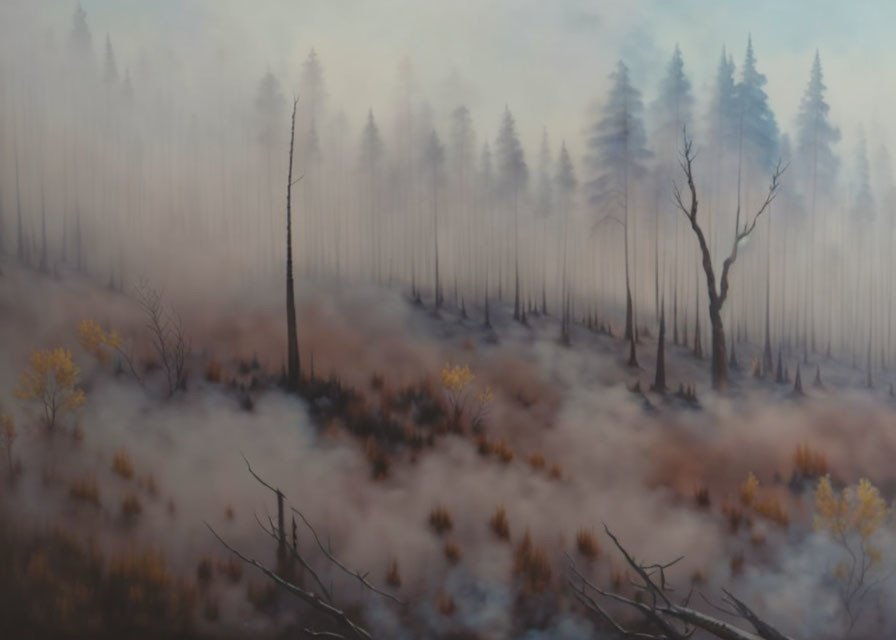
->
xmin=15 ymin=348 xmax=85 ymax=430
xmin=440 ymin=362 xmax=492 ymax=430
xmin=78 ymin=320 xmax=122 ymax=364
xmin=112 ymin=448 xmax=135 ymax=480
xmin=813 ymin=476 xmax=887 ymax=542
xmin=440 ymin=363 xmax=474 ymax=390
xmin=739 ymin=472 xmax=759 ymax=506
xmin=814 ymin=474 xmax=890 ymax=619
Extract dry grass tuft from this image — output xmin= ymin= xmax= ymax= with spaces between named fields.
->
xmin=549 ymin=464 xmax=563 ymax=480
xmin=247 ymin=581 xmax=277 ymax=612
xmin=443 ymin=540 xmax=462 ymax=565
xmin=217 ymin=556 xmax=242 ymax=583
xmin=730 ymin=552 xmax=745 ymax=575
xmin=490 ymin=505 xmax=510 ymax=541
xmin=694 ymin=486 xmax=711 ymax=508
xmin=386 ymin=559 xmax=401 ymax=589
xmin=739 ymin=472 xmax=759 ymax=506
xmin=145 ymin=474 xmax=158 ymax=497
xmin=112 ymin=447 xmax=134 ymax=480
xmin=69 ymin=475 xmax=101 ymax=507
xmin=792 ymin=443 xmax=828 ymax=478
xmin=750 ymin=529 xmax=766 ymax=547
xmin=196 ymin=558 xmax=214 ymax=589
xmin=202 ymin=597 xmax=220 ymax=622
xmin=437 ymin=592 xmax=456 ymax=616
xmin=493 ymin=439 xmax=515 ymax=463
xmin=204 ymin=359 xmax=223 ymax=383
xmin=428 ymin=506 xmax=453 ymax=536
xmin=513 ymin=530 xmax=552 ymax=595
xmin=527 ymin=452 xmax=546 ymax=471
xmin=121 ymin=491 xmax=142 ymax=518
xmin=575 ymin=529 xmax=600 ymax=561
xmin=753 ymin=495 xmax=789 ymax=528
xmin=722 ymin=503 xmax=745 ymax=533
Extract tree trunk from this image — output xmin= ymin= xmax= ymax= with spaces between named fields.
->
xmin=710 ymin=303 xmax=728 ymax=391
xmin=286 ymin=99 xmax=301 ymax=392
xmin=653 ymin=301 xmax=666 ymax=392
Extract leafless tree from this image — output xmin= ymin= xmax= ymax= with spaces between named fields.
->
xmin=135 ymin=279 xmax=191 ymax=397
xmin=567 ymin=526 xmax=797 ymax=640
xmin=286 ymin=97 xmax=302 ymax=391
xmin=208 ymin=456 xmax=404 ymax=640
xmin=673 ymin=130 xmax=784 ymax=391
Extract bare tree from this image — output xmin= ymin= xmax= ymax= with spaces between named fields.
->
xmin=567 ymin=526 xmax=797 ymax=640
xmin=286 ymin=97 xmax=303 ymax=391
xmin=673 ymin=131 xmax=784 ymax=391
xmin=135 ymin=280 xmax=191 ymax=397
xmin=209 ymin=456 xmax=405 ymax=640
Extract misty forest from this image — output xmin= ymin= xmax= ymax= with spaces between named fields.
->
xmin=3 ymin=2 xmax=896 ymax=639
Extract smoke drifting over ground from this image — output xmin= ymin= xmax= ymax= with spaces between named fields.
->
xmin=2 ymin=2 xmax=896 ymax=639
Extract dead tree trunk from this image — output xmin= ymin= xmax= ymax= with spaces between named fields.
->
xmin=673 ymin=131 xmax=783 ymax=392
xmin=653 ymin=299 xmax=667 ymax=393
xmin=286 ymin=98 xmax=301 ymax=391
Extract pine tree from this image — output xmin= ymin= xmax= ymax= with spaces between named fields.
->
xmin=450 ymin=105 xmax=476 ymax=306
xmin=556 ymin=141 xmax=577 ymax=344
xmin=103 ymin=35 xmax=119 ymax=86
xmin=536 ymin=129 xmax=553 ymax=314
xmin=360 ymin=110 xmax=384 ymax=278
xmin=737 ymin=38 xmax=779 ymax=176
xmin=300 ymin=49 xmax=327 ymax=128
xmin=68 ymin=3 xmax=93 ymax=62
xmin=480 ymin=141 xmax=495 ymax=328
xmin=651 ymin=45 xmax=694 ymax=331
xmin=495 ymin=107 xmax=528 ymax=322
xmin=585 ymin=61 xmax=651 ymax=361
xmin=424 ymin=130 xmax=445 ymax=308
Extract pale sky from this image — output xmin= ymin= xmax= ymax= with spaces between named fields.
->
xmin=19 ymin=1 xmax=896 ymax=164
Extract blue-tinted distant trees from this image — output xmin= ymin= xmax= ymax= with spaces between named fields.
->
xmin=585 ymin=61 xmax=651 ymax=363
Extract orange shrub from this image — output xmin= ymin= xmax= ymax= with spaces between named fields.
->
xmin=437 ymin=593 xmax=456 ymax=616
xmin=753 ymin=496 xmax=789 ymax=528
xmin=386 ymin=559 xmax=401 ymax=588
xmin=490 ymin=505 xmax=510 ymax=540
xmin=69 ymin=475 xmax=101 ymax=507
xmin=217 ymin=556 xmax=242 ymax=583
xmin=121 ymin=491 xmax=142 ymax=518
xmin=493 ymin=439 xmax=515 ymax=463
xmin=739 ymin=472 xmax=759 ymax=506
xmin=694 ymin=486 xmax=711 ymax=508
xmin=443 ymin=541 xmax=462 ymax=565
xmin=527 ymin=452 xmax=546 ymax=471
xmin=428 ymin=506 xmax=453 ymax=536
xmin=112 ymin=447 xmax=134 ymax=480
xmin=792 ymin=443 xmax=828 ymax=478
xmin=204 ymin=359 xmax=223 ymax=383
xmin=513 ymin=530 xmax=552 ymax=595
xmin=575 ymin=529 xmax=600 ymax=561
xmin=196 ymin=558 xmax=213 ymax=588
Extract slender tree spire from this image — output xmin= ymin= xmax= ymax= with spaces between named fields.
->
xmin=285 ymin=98 xmax=301 ymax=391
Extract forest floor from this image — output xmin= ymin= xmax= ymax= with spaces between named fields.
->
xmin=1 ymin=264 xmax=895 ymax=639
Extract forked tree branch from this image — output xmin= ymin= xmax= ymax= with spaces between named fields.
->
xmin=566 ymin=526 xmax=798 ymax=640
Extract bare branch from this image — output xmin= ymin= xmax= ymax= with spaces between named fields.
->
xmin=241 ymin=452 xmax=280 ymax=496
xmin=292 ymin=507 xmax=406 ymax=605
xmin=206 ymin=523 xmax=373 ymax=640
xmin=253 ymin=511 xmax=334 ymax=603
xmin=565 ymin=527 xmax=798 ymax=640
